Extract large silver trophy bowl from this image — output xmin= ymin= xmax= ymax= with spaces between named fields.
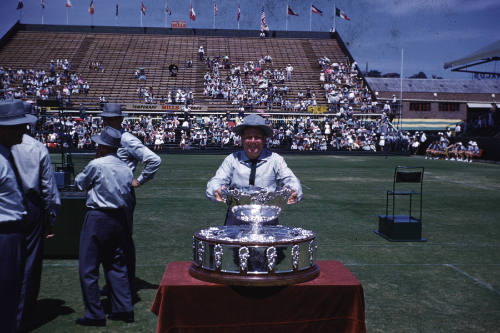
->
xmin=189 ymin=186 xmax=320 ymax=286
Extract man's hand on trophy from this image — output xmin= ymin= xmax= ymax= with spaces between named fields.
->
xmin=287 ymin=190 xmax=298 ymax=204
xmin=215 ymin=186 xmax=226 ymax=202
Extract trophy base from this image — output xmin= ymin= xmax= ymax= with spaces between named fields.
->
xmin=189 ymin=264 xmax=320 ymax=287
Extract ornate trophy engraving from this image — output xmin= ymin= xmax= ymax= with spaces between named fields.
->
xmin=190 ymin=187 xmax=319 ymax=286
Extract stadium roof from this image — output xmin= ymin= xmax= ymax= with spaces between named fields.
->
xmin=365 ymin=78 xmax=500 ymax=94
xmin=443 ymin=40 xmax=500 ymax=72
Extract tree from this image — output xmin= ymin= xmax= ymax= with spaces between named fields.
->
xmin=382 ymin=72 xmax=400 ymax=78
xmin=409 ymin=71 xmax=427 ymax=79
xmin=366 ymin=70 xmax=382 ymax=77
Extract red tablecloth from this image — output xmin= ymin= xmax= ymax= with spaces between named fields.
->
xmin=151 ymin=260 xmax=366 ymax=333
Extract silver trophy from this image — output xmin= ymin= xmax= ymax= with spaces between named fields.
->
xmin=190 ymin=186 xmax=320 ymax=286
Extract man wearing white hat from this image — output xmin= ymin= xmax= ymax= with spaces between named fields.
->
xmin=0 ymin=99 xmax=36 ymax=333
xmin=206 ymin=114 xmax=302 ymax=225
xmin=74 ymin=126 xmax=134 ymax=326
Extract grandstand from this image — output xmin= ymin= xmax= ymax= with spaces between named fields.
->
xmin=0 ymin=22 xmax=369 ymax=115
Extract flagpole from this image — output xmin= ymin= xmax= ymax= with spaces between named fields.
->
xmin=333 ymin=2 xmax=336 ymax=32
xmin=42 ymin=7 xmax=44 ymax=25
xmin=309 ymin=2 xmax=312 ymax=32
xmin=213 ymin=2 xmax=215 ymax=29
xmin=399 ymin=48 xmax=404 ymax=130
xmin=66 ymin=7 xmax=69 ymax=25
xmin=165 ymin=1 xmax=167 ymax=28
xmin=285 ymin=2 xmax=288 ymax=32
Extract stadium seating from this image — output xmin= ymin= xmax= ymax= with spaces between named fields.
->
xmin=0 ymin=30 xmax=357 ymax=112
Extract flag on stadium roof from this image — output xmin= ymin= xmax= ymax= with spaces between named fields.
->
xmin=237 ymin=4 xmax=241 ymax=22
xmin=190 ymin=3 xmax=196 ymax=21
xmin=66 ymin=0 xmax=72 ymax=8
xmin=335 ymin=7 xmax=350 ymax=21
xmin=311 ymin=5 xmax=322 ymax=15
xmin=16 ymin=0 xmax=24 ymax=10
xmin=116 ymin=4 xmax=119 ymax=16
xmin=141 ymin=2 xmax=146 ymax=15
xmin=260 ymin=7 xmax=267 ymax=31
xmin=41 ymin=0 xmax=45 ymax=9
xmin=214 ymin=2 xmax=218 ymax=16
xmin=288 ymin=6 xmax=298 ymax=16
xmin=89 ymin=1 xmax=94 ymax=15
xmin=166 ymin=4 xmax=172 ymax=15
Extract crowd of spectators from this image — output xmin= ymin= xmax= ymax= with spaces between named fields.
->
xmin=0 ymin=60 xmax=90 ymax=104
xmin=201 ymin=49 xmax=317 ymax=113
xmin=32 ymin=109 xmax=415 ymax=153
xmin=318 ymin=56 xmax=375 ymax=114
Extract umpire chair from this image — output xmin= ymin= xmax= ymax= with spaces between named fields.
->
xmin=375 ymin=166 xmax=426 ymax=241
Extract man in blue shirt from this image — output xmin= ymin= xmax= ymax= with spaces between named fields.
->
xmin=12 ymin=102 xmax=61 ymax=332
xmin=74 ymin=126 xmax=134 ymax=326
xmin=100 ymin=103 xmax=161 ymax=301
xmin=0 ymin=99 xmax=36 ymax=333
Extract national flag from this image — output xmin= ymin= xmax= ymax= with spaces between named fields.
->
xmin=311 ymin=4 xmax=322 ymax=15
xmin=89 ymin=1 xmax=94 ymax=14
xmin=190 ymin=3 xmax=196 ymax=21
xmin=260 ymin=7 xmax=267 ymax=31
xmin=41 ymin=0 xmax=45 ymax=9
xmin=335 ymin=7 xmax=350 ymax=21
xmin=214 ymin=2 xmax=218 ymax=16
xmin=165 ymin=5 xmax=172 ymax=15
xmin=66 ymin=0 xmax=72 ymax=8
xmin=16 ymin=0 xmax=23 ymax=10
xmin=287 ymin=6 xmax=298 ymax=16
xmin=141 ymin=2 xmax=146 ymax=15
xmin=237 ymin=4 xmax=240 ymax=22
xmin=116 ymin=4 xmax=119 ymax=16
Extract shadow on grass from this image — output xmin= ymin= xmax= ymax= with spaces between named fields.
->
xmin=29 ymin=298 xmax=74 ymax=331
xmin=136 ymin=277 xmax=159 ymax=291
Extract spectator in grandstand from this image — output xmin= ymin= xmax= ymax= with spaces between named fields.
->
xmin=285 ymin=64 xmax=294 ymax=81
xmin=74 ymin=126 xmax=134 ymax=326
xmin=206 ymin=114 xmax=302 ymax=225
xmin=100 ymin=103 xmax=161 ymax=303
xmin=198 ymin=46 xmax=205 ymax=61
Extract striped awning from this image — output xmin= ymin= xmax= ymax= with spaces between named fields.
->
xmin=393 ymin=118 xmax=462 ymax=131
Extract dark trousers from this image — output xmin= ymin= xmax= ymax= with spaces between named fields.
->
xmin=0 ymin=223 xmax=25 ymax=333
xmin=79 ymin=209 xmax=132 ymax=320
xmin=16 ymin=198 xmax=43 ymax=332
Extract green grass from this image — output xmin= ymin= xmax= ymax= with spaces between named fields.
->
xmin=36 ymin=154 xmax=500 ymax=332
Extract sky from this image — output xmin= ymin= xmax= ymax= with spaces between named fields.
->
xmin=1 ymin=0 xmax=499 ymax=79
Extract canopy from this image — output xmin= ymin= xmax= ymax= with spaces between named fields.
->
xmin=394 ymin=118 xmax=462 ymax=131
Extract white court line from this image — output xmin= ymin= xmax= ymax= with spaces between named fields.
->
xmin=302 ymin=183 xmax=311 ymax=190
xmin=444 ymin=264 xmax=500 ymax=296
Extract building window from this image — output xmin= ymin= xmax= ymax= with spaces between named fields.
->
xmin=438 ymin=102 xmax=460 ymax=112
xmin=409 ymin=102 xmax=431 ymax=112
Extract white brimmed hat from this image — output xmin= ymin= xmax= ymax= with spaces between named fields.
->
xmin=91 ymin=126 xmax=122 ymax=147
xmin=233 ymin=114 xmax=273 ymax=137
xmin=0 ymin=99 xmax=37 ymax=126
xmin=101 ymin=103 xmax=127 ymax=118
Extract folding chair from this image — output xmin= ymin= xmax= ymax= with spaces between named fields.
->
xmin=375 ymin=166 xmax=426 ymax=241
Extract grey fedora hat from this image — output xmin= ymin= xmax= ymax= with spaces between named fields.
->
xmin=0 ymin=99 xmax=37 ymax=126
xmin=101 ymin=103 xmax=127 ymax=118
xmin=233 ymin=114 xmax=273 ymax=137
xmin=91 ymin=126 xmax=122 ymax=147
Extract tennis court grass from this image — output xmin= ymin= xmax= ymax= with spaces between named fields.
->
xmin=36 ymin=154 xmax=500 ymax=332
